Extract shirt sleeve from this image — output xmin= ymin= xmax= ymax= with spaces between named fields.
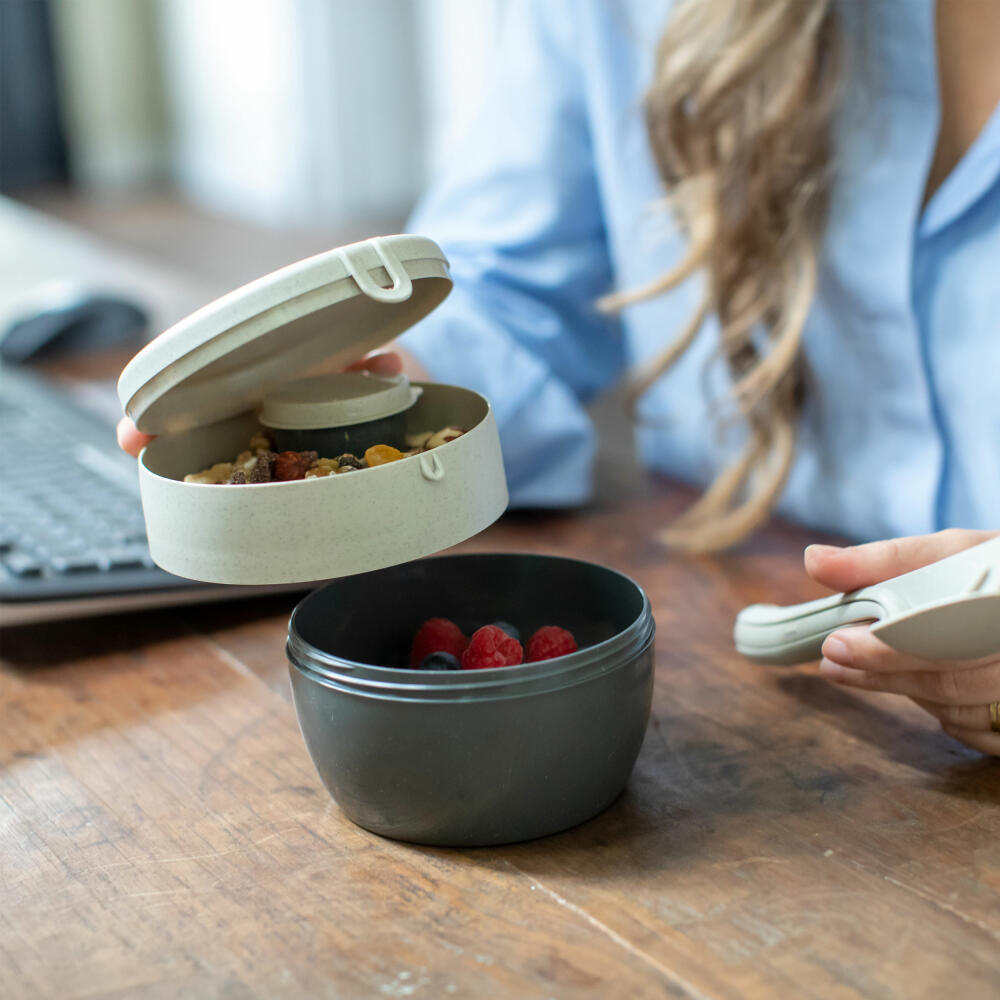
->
xmin=398 ymin=0 xmax=624 ymax=507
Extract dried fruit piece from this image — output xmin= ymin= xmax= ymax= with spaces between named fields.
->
xmin=335 ymin=453 xmax=365 ymax=469
xmin=227 ymin=469 xmax=247 ymax=485
xmin=364 ymin=444 xmax=405 ymax=467
xmin=249 ymin=451 xmax=275 ymax=483
xmin=526 ymin=626 xmax=578 ymax=663
xmin=461 ymin=625 xmax=524 ymax=670
xmin=273 ymin=450 xmax=318 ymax=482
xmin=410 ymin=618 xmax=468 ymax=668
xmin=305 ymin=457 xmax=340 ymax=478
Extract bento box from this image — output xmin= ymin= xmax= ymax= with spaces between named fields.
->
xmin=117 ymin=236 xmax=507 ymax=584
xmin=118 ymin=235 xmax=656 ymax=846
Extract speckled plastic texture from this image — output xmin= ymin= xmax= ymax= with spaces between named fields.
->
xmin=138 ymin=383 xmax=507 ymax=584
xmin=259 ymin=373 xmax=420 ymax=430
xmin=118 ymin=236 xmax=451 ymax=435
xmin=119 ymin=235 xmax=510 ymax=585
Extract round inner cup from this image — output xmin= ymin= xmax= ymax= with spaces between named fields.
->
xmin=259 ymin=371 xmax=420 ymax=455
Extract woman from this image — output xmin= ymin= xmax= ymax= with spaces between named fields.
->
xmin=119 ymin=0 xmax=1000 ymax=752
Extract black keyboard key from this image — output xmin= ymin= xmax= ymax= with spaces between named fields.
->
xmin=112 ymin=530 xmax=148 ymax=545
xmin=106 ymin=546 xmax=150 ymax=570
xmin=50 ymin=554 xmax=102 ymax=574
xmin=3 ymin=552 xmax=44 ymax=577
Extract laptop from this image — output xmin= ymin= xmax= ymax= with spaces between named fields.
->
xmin=0 ymin=363 xmax=307 ymax=627
xmin=0 ymin=198 xmax=312 ymax=627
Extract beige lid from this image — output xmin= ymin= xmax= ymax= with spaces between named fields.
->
xmin=117 ymin=235 xmax=451 ymax=434
xmin=259 ymin=372 xmax=421 ymax=430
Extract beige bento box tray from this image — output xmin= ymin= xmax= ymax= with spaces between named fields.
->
xmin=117 ymin=235 xmax=508 ymax=585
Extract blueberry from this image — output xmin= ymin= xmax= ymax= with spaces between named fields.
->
xmin=418 ymin=651 xmax=462 ymax=671
xmin=491 ymin=621 xmax=521 ymax=643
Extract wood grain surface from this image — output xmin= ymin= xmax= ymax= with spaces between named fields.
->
xmin=2 ymin=478 xmax=999 ymax=1000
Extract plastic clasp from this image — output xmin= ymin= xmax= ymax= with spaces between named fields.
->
xmin=337 ymin=237 xmax=413 ymax=304
xmin=419 ymin=451 xmax=444 ymax=482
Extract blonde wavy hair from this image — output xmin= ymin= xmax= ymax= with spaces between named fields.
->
xmin=609 ymin=0 xmax=844 ymax=551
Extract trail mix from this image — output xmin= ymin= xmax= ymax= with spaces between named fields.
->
xmin=184 ymin=426 xmax=465 ymax=485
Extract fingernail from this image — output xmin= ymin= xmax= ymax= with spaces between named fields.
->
xmin=822 ymin=635 xmax=852 ymax=666
xmin=818 ymin=658 xmax=847 ymax=681
xmin=805 ymin=544 xmax=842 ymax=565
xmin=805 ymin=544 xmax=842 ymax=558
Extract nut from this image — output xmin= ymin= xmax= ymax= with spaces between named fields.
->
xmin=305 ymin=457 xmax=340 ymax=479
xmin=425 ymin=426 xmax=465 ymax=449
xmin=249 ymin=431 xmax=272 ymax=453
xmin=184 ymin=462 xmax=234 ymax=485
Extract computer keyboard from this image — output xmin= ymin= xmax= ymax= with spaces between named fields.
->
xmin=0 ymin=366 xmax=303 ymax=625
xmin=1 ymin=394 xmax=156 ymax=588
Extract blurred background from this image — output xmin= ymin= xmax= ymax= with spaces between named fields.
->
xmin=0 ymin=0 xmax=639 ymax=626
xmin=1 ymin=0 xmax=504 ymax=294
xmin=0 ymin=0 xmax=517 ymax=624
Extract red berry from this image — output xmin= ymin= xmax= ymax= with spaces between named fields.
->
xmin=526 ymin=626 xmax=578 ymax=662
xmin=410 ymin=618 xmax=467 ymax=668
xmin=461 ymin=625 xmax=524 ymax=670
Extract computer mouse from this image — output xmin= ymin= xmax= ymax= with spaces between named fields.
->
xmin=0 ymin=289 xmax=148 ymax=363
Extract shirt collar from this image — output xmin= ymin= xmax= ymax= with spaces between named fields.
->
xmin=919 ymin=99 xmax=1000 ymax=239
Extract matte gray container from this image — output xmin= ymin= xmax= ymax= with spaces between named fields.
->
xmin=287 ymin=553 xmax=655 ymax=846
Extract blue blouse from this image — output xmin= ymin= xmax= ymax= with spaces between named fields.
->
xmin=400 ymin=0 xmax=1000 ymax=541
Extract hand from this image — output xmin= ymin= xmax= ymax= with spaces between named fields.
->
xmin=115 ymin=350 xmax=406 ymax=458
xmin=805 ymin=529 xmax=1000 ymax=755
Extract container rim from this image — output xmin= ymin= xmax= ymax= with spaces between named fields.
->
xmin=286 ymin=553 xmax=655 ymax=701
xmin=138 ymin=381 xmax=489 ymax=484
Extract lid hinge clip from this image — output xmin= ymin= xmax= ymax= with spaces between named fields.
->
xmin=338 ymin=237 xmax=413 ymax=303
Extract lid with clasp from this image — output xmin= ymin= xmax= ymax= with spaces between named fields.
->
xmin=118 ymin=235 xmax=450 ymax=434
xmin=116 ymin=235 xmax=509 ymax=586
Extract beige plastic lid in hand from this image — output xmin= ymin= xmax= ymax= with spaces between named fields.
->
xmin=118 ymin=235 xmax=451 ymax=434
xmin=259 ymin=372 xmax=421 ymax=430
xmin=115 ymin=235 xmax=510 ymax=586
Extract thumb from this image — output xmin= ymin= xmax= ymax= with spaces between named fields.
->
xmin=804 ymin=528 xmax=997 ymax=593
xmin=343 ymin=350 xmax=403 ymax=376
xmin=117 ymin=417 xmax=155 ymax=458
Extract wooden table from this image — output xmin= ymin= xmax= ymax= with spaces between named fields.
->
xmin=2 ymin=475 xmax=999 ymax=1000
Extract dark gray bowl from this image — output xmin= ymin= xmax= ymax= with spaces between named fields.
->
xmin=287 ymin=553 xmax=655 ymax=846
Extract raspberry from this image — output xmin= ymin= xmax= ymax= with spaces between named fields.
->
xmin=526 ymin=626 xmax=578 ymax=663
xmin=410 ymin=618 xmax=467 ymax=668
xmin=490 ymin=620 xmax=521 ymax=643
xmin=461 ymin=625 xmax=524 ymax=670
